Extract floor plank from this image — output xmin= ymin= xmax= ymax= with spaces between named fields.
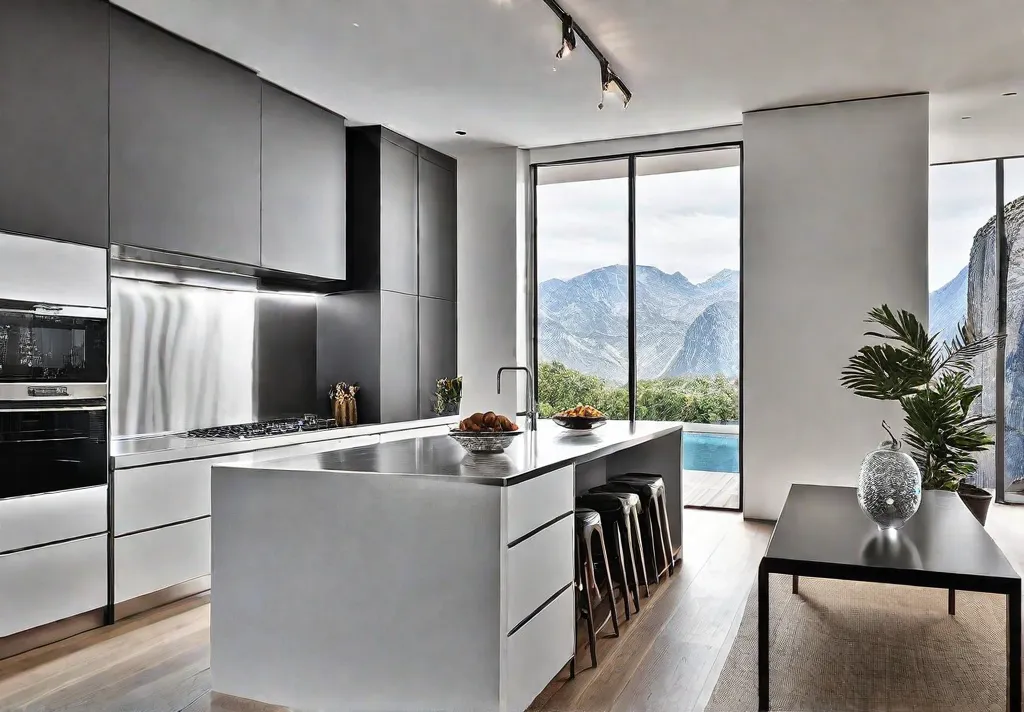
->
xmin=0 ymin=503 xmax=1019 ymax=712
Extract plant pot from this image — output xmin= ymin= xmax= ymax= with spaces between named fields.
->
xmin=958 ymin=483 xmax=993 ymax=526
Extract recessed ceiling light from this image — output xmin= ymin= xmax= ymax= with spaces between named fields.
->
xmin=1003 ymin=91 xmax=1018 ymax=97
xmin=455 ymin=130 xmax=467 ymax=136
xmin=352 ymin=22 xmax=359 ymax=27
xmin=961 ymin=115 xmax=972 ymax=120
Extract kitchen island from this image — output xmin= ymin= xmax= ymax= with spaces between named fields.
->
xmin=210 ymin=420 xmax=684 ymax=712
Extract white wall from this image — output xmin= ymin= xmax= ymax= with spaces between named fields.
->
xmin=742 ymin=94 xmax=930 ymax=520
xmin=457 ymin=147 xmax=527 ymax=415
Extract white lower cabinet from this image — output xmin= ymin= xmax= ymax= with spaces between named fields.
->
xmin=506 ymin=515 xmax=573 ymax=630
xmin=378 ymin=424 xmax=450 ymax=443
xmin=506 ymin=586 xmax=575 ymax=712
xmin=114 ymin=517 xmax=211 ymax=603
xmin=0 ymin=535 xmax=107 ymax=637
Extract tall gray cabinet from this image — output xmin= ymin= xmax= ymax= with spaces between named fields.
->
xmin=331 ymin=126 xmax=457 ymax=423
xmin=0 ymin=0 xmax=109 ymax=247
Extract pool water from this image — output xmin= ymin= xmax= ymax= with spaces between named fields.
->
xmin=683 ymin=432 xmax=739 ymax=473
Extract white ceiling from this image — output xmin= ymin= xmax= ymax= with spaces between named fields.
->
xmin=113 ymin=0 xmax=1024 ymax=161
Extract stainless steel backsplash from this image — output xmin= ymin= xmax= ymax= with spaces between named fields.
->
xmin=110 ymin=273 xmax=257 ymax=437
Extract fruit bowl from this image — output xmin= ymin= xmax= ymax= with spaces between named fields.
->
xmin=552 ymin=415 xmax=607 ymax=431
xmin=449 ymin=429 xmax=523 ymax=454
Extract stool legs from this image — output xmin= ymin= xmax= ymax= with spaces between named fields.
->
xmin=656 ymin=489 xmax=675 ymax=574
xmin=609 ymin=521 xmax=635 ymax=619
xmin=630 ymin=506 xmax=651 ymax=598
xmin=620 ymin=519 xmax=642 ymax=614
xmin=649 ymin=495 xmax=671 ymax=580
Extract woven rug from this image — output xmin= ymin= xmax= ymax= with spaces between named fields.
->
xmin=705 ymin=574 xmax=1010 ymax=711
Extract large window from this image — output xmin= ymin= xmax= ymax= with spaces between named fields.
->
xmin=535 ymin=159 xmax=629 ymax=417
xmin=928 ymin=157 xmax=1024 ymax=502
xmin=534 ymin=146 xmax=742 ymax=510
xmin=928 ymin=161 xmax=997 ymax=490
xmin=1003 ymin=158 xmax=1024 ymax=499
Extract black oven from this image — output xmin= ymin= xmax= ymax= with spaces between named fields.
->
xmin=0 ymin=299 xmax=108 ymax=499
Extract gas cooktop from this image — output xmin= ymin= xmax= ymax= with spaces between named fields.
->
xmin=186 ymin=417 xmax=339 ymax=439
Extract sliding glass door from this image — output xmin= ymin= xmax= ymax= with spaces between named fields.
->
xmin=534 ymin=145 xmax=742 ymax=510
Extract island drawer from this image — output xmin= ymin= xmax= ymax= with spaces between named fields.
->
xmin=506 ymin=465 xmax=573 ymax=544
xmin=507 ymin=514 xmax=573 ymax=630
xmin=507 ymin=585 xmax=574 ymax=712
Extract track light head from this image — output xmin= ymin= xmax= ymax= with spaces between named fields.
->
xmin=598 ymin=60 xmax=632 ymax=110
xmin=555 ymin=14 xmax=576 ymax=59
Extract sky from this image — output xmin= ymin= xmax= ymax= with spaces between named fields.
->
xmin=536 ymin=166 xmax=740 ymax=284
xmin=537 ymin=158 xmax=1024 ymax=293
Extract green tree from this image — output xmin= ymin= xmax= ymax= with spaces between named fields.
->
xmin=538 ymin=361 xmax=739 ymax=423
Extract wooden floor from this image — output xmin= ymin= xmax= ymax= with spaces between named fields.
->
xmin=0 ymin=504 xmax=1021 ymax=712
xmin=683 ymin=469 xmax=739 ymax=509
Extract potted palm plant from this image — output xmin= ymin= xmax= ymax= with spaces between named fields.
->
xmin=840 ymin=305 xmax=1004 ymax=525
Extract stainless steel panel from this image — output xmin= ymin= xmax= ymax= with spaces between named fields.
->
xmin=0 ymin=232 xmax=107 ymax=308
xmin=0 ymin=486 xmax=108 ymax=553
xmin=114 ymin=575 xmax=209 ymax=622
xmin=110 ymin=277 xmax=255 ymax=437
xmin=0 ymin=608 xmax=105 ymax=661
xmin=0 ymin=534 xmax=107 ymax=637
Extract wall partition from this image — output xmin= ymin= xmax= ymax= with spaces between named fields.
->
xmin=533 ymin=145 xmax=742 ymax=510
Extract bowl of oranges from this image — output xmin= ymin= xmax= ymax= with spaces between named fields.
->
xmin=552 ymin=404 xmax=607 ymax=431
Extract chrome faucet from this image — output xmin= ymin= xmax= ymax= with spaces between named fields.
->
xmin=497 ymin=366 xmax=537 ymax=430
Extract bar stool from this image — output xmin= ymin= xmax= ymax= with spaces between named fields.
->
xmin=569 ymin=508 xmax=620 ymax=678
xmin=611 ymin=473 xmax=675 ymax=576
xmin=598 ymin=474 xmax=675 ymax=581
xmin=575 ymin=491 xmax=647 ymax=617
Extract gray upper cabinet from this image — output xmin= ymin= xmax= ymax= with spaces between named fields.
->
xmin=418 ymin=297 xmax=457 ymax=418
xmin=109 ymin=10 xmax=261 ymax=265
xmin=260 ymin=83 xmax=346 ymax=280
xmin=379 ymin=140 xmax=418 ymax=295
xmin=417 ymin=155 xmax=457 ymax=301
xmin=0 ymin=0 xmax=108 ymax=247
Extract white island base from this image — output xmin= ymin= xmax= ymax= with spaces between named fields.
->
xmin=210 ymin=421 xmax=683 ymax=712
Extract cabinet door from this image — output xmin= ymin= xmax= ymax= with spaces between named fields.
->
xmin=0 ymin=0 xmax=108 ymax=247
xmin=417 ymin=157 xmax=457 ymax=301
xmin=379 ymin=291 xmax=419 ymax=423
xmin=379 ymin=140 xmax=418 ymax=295
xmin=109 ymin=10 xmax=261 ymax=265
xmin=418 ymin=297 xmax=457 ymax=418
xmin=260 ymin=83 xmax=346 ymax=279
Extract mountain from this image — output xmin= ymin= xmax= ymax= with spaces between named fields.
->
xmin=538 ymin=265 xmax=739 ymax=382
xmin=929 ymin=265 xmax=968 ymax=345
xmin=661 ymin=301 xmax=740 ymax=378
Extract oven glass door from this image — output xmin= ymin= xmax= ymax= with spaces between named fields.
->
xmin=0 ymin=304 xmax=107 ymax=383
xmin=0 ymin=402 xmax=107 ymax=499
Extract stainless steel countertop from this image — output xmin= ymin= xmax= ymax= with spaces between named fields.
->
xmin=217 ymin=420 xmax=684 ymax=486
xmin=112 ymin=416 xmax=460 ymax=469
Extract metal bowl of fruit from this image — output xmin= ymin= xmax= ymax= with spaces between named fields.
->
xmin=450 ymin=412 xmax=522 ymax=453
xmin=552 ymin=405 xmax=607 ymax=431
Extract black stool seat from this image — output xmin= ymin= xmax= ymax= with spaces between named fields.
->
xmin=576 ymin=490 xmax=640 ymax=516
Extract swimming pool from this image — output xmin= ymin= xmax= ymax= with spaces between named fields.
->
xmin=683 ymin=432 xmax=739 ymax=474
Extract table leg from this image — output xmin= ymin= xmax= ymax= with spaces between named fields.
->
xmin=792 ymin=575 xmax=799 ymax=595
xmin=1008 ymin=589 xmax=1021 ymax=712
xmin=948 ymin=588 xmax=956 ymax=616
xmin=759 ymin=562 xmax=770 ymax=711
